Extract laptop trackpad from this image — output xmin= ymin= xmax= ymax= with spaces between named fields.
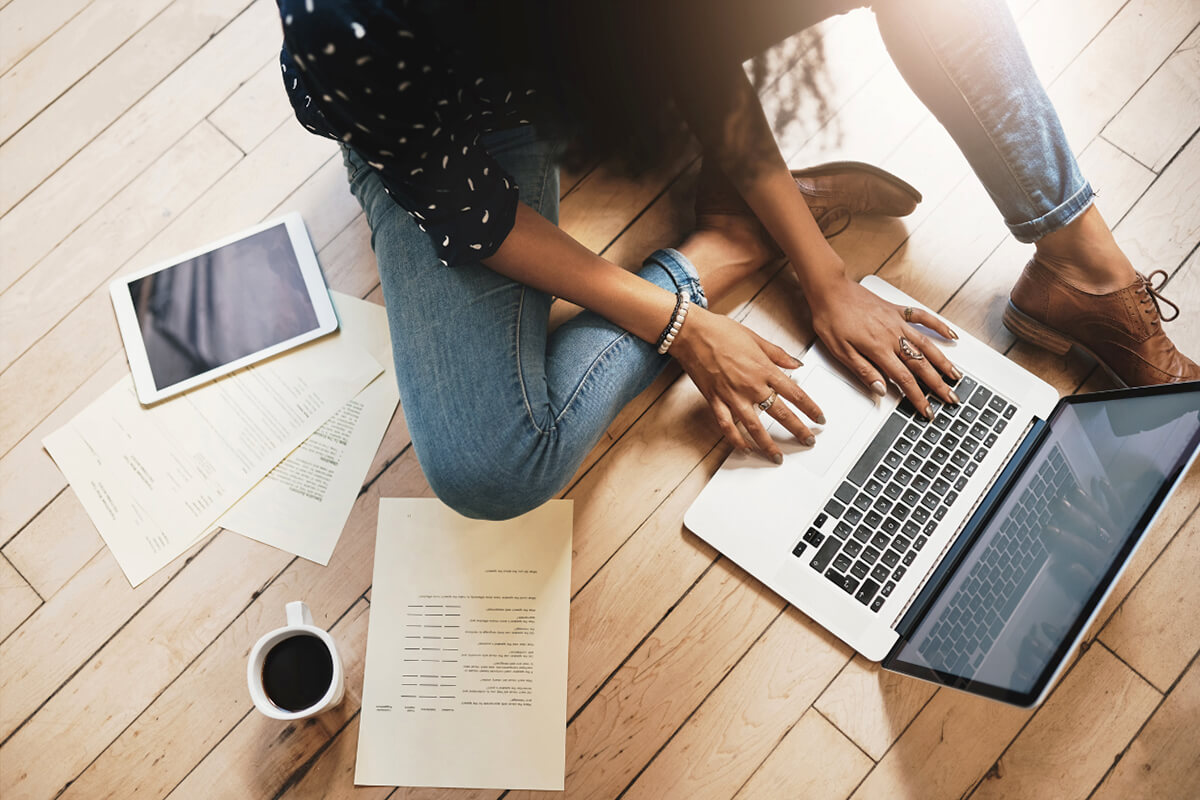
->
xmin=771 ymin=366 xmax=878 ymax=475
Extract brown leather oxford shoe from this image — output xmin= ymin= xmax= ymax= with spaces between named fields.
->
xmin=695 ymin=159 xmax=922 ymax=239
xmin=1004 ymin=258 xmax=1200 ymax=387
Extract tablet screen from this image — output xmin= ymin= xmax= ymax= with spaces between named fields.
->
xmin=127 ymin=223 xmax=320 ymax=390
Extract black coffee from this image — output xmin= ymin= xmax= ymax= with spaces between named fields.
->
xmin=261 ymin=633 xmax=334 ymax=712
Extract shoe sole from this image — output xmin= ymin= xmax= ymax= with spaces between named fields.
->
xmin=1002 ymin=301 xmax=1129 ymax=388
xmin=790 ymin=160 xmax=923 ymax=204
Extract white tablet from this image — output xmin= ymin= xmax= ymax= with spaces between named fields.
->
xmin=110 ymin=213 xmax=339 ymax=405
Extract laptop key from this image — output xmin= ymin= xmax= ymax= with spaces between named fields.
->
xmin=950 ymin=420 xmax=969 ymax=437
xmin=871 ymin=596 xmax=886 ymax=612
xmin=853 ymin=525 xmax=872 ymax=543
xmin=955 ymin=476 xmax=968 ymax=491
xmin=955 ymin=375 xmax=978 ymax=399
xmin=1003 ymin=405 xmax=1016 ymax=419
xmin=792 ymin=541 xmax=807 ymax=557
xmin=809 ymin=537 xmax=841 ymax=572
xmin=903 ymin=424 xmax=922 ymax=439
xmin=844 ymin=540 xmax=862 ymax=558
xmin=931 ymin=447 xmax=949 ymax=465
xmin=912 ymin=475 xmax=931 ymax=492
xmin=965 ymin=461 xmax=978 ymax=477
xmin=826 ymin=569 xmax=859 ymax=594
xmin=920 ymin=462 xmax=939 ymax=479
xmin=892 ymin=565 xmax=907 ymax=580
xmin=985 ymin=433 xmax=998 ymax=448
xmin=881 ymin=580 xmax=896 ymax=597
xmin=824 ymin=499 xmax=845 ymax=518
xmin=870 ymin=563 xmax=889 ymax=582
xmin=883 ymin=483 xmax=902 ymax=500
xmin=995 ymin=418 xmax=1008 ymax=433
xmin=845 ymin=507 xmax=864 ymax=524
xmin=870 ymin=532 xmax=890 ymax=550
xmin=834 ymin=483 xmax=857 ymax=504
xmin=895 ymin=438 xmax=912 ymax=454
xmin=961 ymin=406 xmax=978 ymax=422
xmin=874 ymin=497 xmax=893 ymax=515
xmin=853 ymin=493 xmax=872 ymax=511
xmin=865 ymin=511 xmax=883 ymax=528
xmin=882 ymin=516 xmax=900 ymax=535
xmin=846 ymin=415 xmax=907 ymax=486
xmin=855 ymin=579 xmax=879 ymax=605
xmin=970 ymin=387 xmax=992 ymax=408
xmin=864 ymin=479 xmax=883 ymax=497
xmin=988 ymin=395 xmax=1007 ymax=413
xmin=902 ymin=520 xmax=920 ymax=537
xmin=924 ymin=521 xmax=938 ymax=536
xmin=914 ymin=535 xmax=928 ymax=550
xmin=833 ymin=553 xmax=853 ymax=573
xmin=850 ymin=561 xmax=869 ymax=580
xmin=803 ymin=528 xmax=825 ymax=547
xmin=903 ymin=550 xmax=917 ymax=566
xmin=915 ymin=441 xmax=933 ymax=458
xmin=881 ymin=549 xmax=900 ymax=568
xmin=912 ymin=506 xmax=930 ymax=523
xmin=834 ymin=521 xmax=852 ymax=539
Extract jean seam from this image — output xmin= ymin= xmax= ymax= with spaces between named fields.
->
xmin=908 ymin=15 xmax=1040 ymax=214
xmin=1009 ymin=180 xmax=1093 ymax=242
xmin=552 ymin=329 xmax=638 ymax=426
xmin=513 ymin=285 xmax=552 ymax=436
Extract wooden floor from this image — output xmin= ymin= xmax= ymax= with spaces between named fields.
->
xmin=2 ymin=1 xmax=1198 ymax=798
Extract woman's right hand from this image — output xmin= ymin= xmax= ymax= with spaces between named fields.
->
xmin=670 ymin=306 xmax=824 ymax=463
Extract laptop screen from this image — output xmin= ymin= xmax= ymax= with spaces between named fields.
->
xmin=885 ymin=384 xmax=1200 ymax=705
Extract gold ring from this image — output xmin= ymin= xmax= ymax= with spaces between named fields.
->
xmin=899 ymin=336 xmax=925 ymax=361
xmin=757 ymin=392 xmax=778 ymax=412
xmin=903 ymin=306 xmax=915 ymax=323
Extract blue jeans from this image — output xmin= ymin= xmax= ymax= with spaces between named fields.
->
xmin=343 ymin=128 xmax=708 ymax=519
xmin=344 ymin=0 xmax=1090 ymax=519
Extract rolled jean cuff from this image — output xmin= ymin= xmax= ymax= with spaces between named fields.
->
xmin=1007 ymin=181 xmax=1095 ymax=244
xmin=641 ymin=248 xmax=710 ymax=310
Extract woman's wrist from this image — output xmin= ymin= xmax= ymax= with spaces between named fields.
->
xmin=789 ymin=248 xmax=849 ymax=303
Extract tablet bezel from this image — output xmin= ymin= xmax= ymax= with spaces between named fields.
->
xmin=110 ymin=213 xmax=338 ymax=405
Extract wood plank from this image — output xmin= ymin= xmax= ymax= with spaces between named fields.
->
xmin=0 ymin=0 xmax=280 ymax=294
xmin=0 ymin=554 xmax=40 ymax=642
xmin=166 ymin=601 xmax=371 ymax=799
xmin=813 ymin=655 xmax=937 ymax=761
xmin=0 ymin=0 xmax=254 ymax=217
xmin=968 ymin=644 xmax=1160 ymax=800
xmin=1099 ymin=505 xmax=1200 ymax=691
xmin=1016 ymin=0 xmax=1128 ymax=85
xmin=1090 ymin=654 xmax=1200 ymax=800
xmin=1102 ymin=26 xmax=1200 ymax=172
xmin=0 ymin=538 xmax=199 ymax=742
xmin=622 ymin=607 xmax=852 ymax=800
xmin=733 ymin=709 xmax=873 ymax=800
xmin=0 ymin=532 xmax=289 ymax=800
xmin=0 ymin=0 xmax=174 ymax=143
xmin=508 ymin=559 xmax=787 ymax=800
xmin=0 ymin=120 xmax=244 ymax=371
xmin=208 ymin=56 xmax=297 ymax=153
xmin=0 ymin=119 xmax=337 ymax=459
xmin=1113 ymin=132 xmax=1200 ymax=277
xmin=0 ymin=0 xmax=93 ymax=76
xmin=2 ymin=483 xmax=104 ymax=601
xmin=1051 ymin=0 xmax=1200 ymax=149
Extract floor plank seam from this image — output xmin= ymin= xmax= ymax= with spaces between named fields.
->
xmin=1 ymin=484 xmax=66 ymax=552
xmin=840 ymin=685 xmax=941 ymax=799
xmin=565 ymin=554 xmax=724 ymax=730
xmin=0 ymin=0 xmax=99 ymax=81
xmin=612 ymin=603 xmax=792 ymax=800
xmin=811 ymin=704 xmax=879 ymax=766
xmin=0 ymin=530 xmax=223 ymax=749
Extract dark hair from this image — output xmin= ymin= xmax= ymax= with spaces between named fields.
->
xmin=450 ymin=0 xmax=831 ymax=176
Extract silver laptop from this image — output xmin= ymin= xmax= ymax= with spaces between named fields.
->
xmin=685 ymin=276 xmax=1200 ymax=706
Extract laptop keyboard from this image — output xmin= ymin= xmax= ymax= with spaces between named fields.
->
xmin=917 ymin=445 xmax=1070 ymax=673
xmin=792 ymin=373 xmax=1017 ymax=613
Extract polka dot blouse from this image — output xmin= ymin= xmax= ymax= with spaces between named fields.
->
xmin=277 ymin=0 xmax=536 ymax=266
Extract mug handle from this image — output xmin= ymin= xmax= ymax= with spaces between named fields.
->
xmin=286 ymin=601 xmax=314 ymax=627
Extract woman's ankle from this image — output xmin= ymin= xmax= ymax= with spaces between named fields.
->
xmin=1033 ymin=204 xmax=1136 ymax=294
xmin=678 ymin=214 xmax=776 ymax=301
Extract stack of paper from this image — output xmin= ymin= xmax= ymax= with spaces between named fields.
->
xmin=44 ymin=293 xmax=400 ymax=586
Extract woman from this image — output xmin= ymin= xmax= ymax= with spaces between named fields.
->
xmin=276 ymin=0 xmax=1197 ymax=520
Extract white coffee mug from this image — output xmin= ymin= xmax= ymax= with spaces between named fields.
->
xmin=247 ymin=601 xmax=345 ymax=720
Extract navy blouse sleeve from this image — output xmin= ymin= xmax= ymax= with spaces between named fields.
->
xmin=278 ymin=0 xmax=521 ymax=266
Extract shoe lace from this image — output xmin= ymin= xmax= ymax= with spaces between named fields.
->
xmin=1135 ymin=269 xmax=1180 ymax=324
xmin=814 ymin=206 xmax=852 ymax=239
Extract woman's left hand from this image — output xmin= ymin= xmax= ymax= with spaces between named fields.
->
xmin=807 ymin=275 xmax=961 ymax=416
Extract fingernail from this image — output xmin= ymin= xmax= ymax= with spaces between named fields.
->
xmin=951 ymin=366 xmax=963 ymax=380
xmin=743 ymin=447 xmax=753 ymax=455
xmin=790 ymin=355 xmax=803 ymax=368
xmin=804 ymin=435 xmax=816 ymax=447
xmin=815 ymin=414 xmax=827 ymax=425
xmin=949 ymin=390 xmax=960 ymax=405
xmin=949 ymin=329 xmax=959 ymax=340
xmin=772 ymin=453 xmax=783 ymax=464
xmin=870 ymin=381 xmax=887 ymax=396
xmin=924 ymin=404 xmax=934 ymax=420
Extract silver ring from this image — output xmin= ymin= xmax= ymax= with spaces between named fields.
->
xmin=757 ymin=392 xmax=778 ymax=412
xmin=899 ymin=336 xmax=925 ymax=361
xmin=903 ymin=306 xmax=915 ymax=323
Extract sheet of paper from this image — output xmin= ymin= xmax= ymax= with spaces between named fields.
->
xmin=217 ymin=295 xmax=400 ymax=565
xmin=43 ymin=294 xmax=382 ymax=586
xmin=356 ymin=498 xmax=572 ymax=790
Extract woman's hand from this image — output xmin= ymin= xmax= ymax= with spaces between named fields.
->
xmin=808 ymin=276 xmax=961 ymax=417
xmin=671 ymin=307 xmax=824 ymax=463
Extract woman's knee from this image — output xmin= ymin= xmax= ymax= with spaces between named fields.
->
xmin=415 ymin=435 xmax=563 ymax=521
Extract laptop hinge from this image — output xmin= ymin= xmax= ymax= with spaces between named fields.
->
xmin=889 ymin=417 xmax=1039 ymax=632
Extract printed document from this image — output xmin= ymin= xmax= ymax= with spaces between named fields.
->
xmin=356 ymin=498 xmax=572 ymax=790
xmin=43 ymin=293 xmax=382 ymax=586
xmin=218 ymin=295 xmax=400 ymax=564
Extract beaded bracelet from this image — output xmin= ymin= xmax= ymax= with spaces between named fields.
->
xmin=656 ymin=294 xmax=690 ymax=355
